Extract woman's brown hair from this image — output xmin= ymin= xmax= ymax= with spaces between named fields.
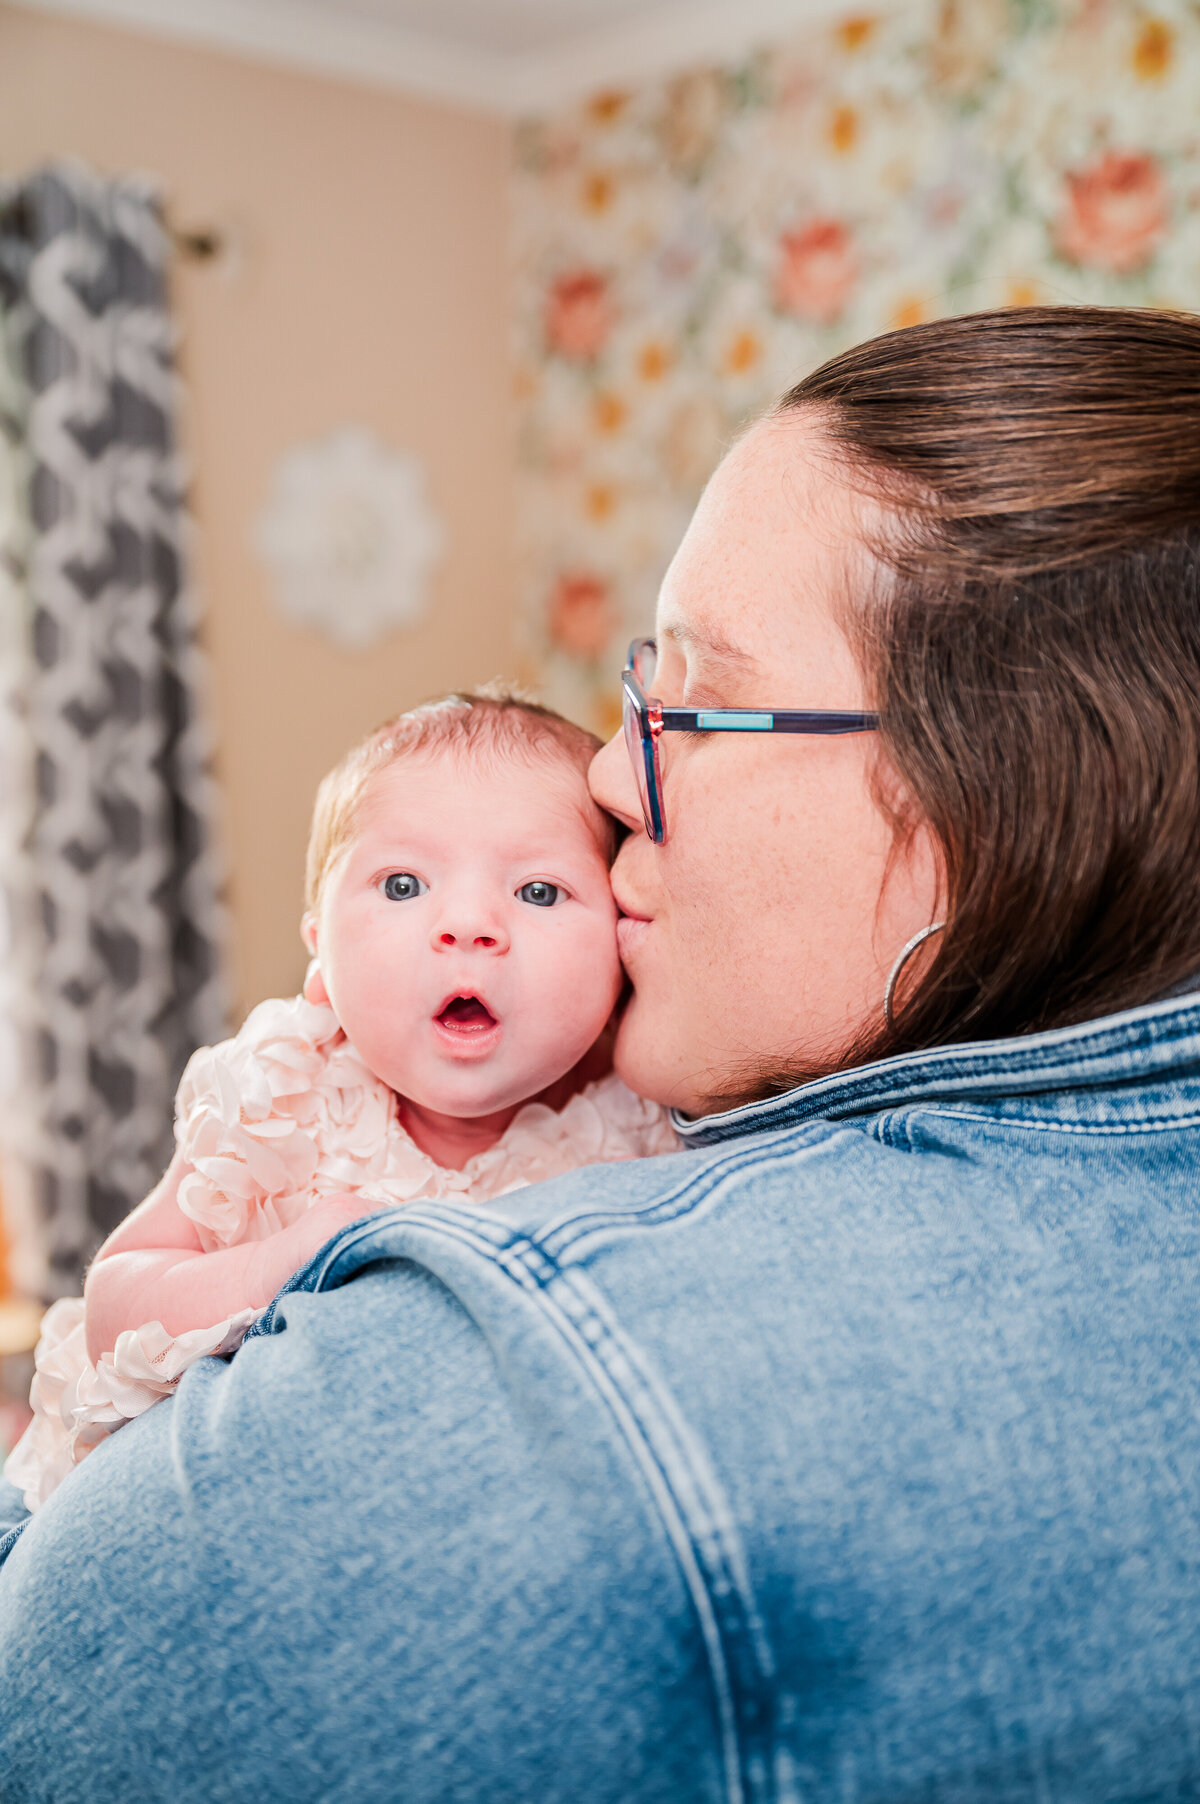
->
xmin=781 ymin=305 xmax=1200 ymax=1060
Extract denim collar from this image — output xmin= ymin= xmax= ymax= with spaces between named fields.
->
xmin=671 ymin=989 xmax=1200 ymax=1147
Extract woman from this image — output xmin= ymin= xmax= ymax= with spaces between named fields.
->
xmin=593 ymin=304 xmax=1200 ymax=1112
xmin=2 ymin=306 xmax=1198 ymax=1801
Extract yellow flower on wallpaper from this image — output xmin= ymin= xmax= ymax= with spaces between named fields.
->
xmin=837 ymin=16 xmax=877 ymax=54
xmin=828 ymin=104 xmax=860 ymax=155
xmin=587 ymin=90 xmax=630 ymax=125
xmin=1132 ymin=18 xmax=1174 ymax=81
xmin=722 ymin=328 xmax=762 ymax=376
xmin=514 ymin=0 xmax=1200 ymax=729
xmin=580 ymin=170 xmax=617 ymax=215
xmin=583 ymin=481 xmax=619 ymax=523
xmin=890 ymin=296 xmax=929 ymax=330
xmin=591 ymin=390 xmax=628 ymax=435
xmin=636 ymin=338 xmax=674 ymax=382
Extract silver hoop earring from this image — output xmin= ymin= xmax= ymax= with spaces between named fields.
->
xmin=883 ymin=921 xmax=946 ymax=1030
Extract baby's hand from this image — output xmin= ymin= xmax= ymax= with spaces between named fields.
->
xmin=291 ymin=1193 xmax=380 ymax=1261
xmin=247 ymin=1193 xmax=383 ymax=1309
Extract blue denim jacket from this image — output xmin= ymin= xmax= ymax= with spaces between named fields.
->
xmin=2 ymin=993 xmax=1199 ymax=1802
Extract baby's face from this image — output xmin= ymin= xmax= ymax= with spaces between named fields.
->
xmin=308 ymin=750 xmax=623 ymax=1119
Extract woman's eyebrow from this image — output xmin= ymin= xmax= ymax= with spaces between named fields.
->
xmin=660 ymin=618 xmax=759 ymax=679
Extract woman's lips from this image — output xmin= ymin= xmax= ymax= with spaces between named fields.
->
xmin=615 ymin=907 xmax=652 ymax=962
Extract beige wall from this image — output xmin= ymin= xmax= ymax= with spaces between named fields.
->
xmin=0 ymin=6 xmax=514 ymax=1017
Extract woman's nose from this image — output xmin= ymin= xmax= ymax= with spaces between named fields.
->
xmin=588 ymin=732 xmax=642 ymax=833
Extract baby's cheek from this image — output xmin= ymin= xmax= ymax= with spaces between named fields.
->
xmin=577 ymin=922 xmax=625 ymax=1015
xmin=538 ymin=923 xmax=616 ymax=1013
xmin=602 ymin=923 xmax=625 ymax=997
xmin=331 ymin=946 xmax=420 ymax=1058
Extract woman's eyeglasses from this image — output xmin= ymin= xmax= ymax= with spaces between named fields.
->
xmin=621 ymin=637 xmax=879 ymax=844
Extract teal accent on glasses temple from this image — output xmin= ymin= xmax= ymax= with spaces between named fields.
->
xmin=695 ymin=711 xmax=774 ymax=730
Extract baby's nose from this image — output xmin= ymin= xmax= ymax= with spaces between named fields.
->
xmin=432 ymin=906 xmax=509 ymax=953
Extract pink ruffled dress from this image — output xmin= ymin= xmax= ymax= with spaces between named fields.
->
xmin=5 ymin=995 xmax=678 ymax=1511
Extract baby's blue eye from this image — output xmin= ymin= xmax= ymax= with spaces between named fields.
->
xmin=518 ymin=880 xmax=562 ymax=908
xmin=382 ymin=872 xmax=426 ymax=902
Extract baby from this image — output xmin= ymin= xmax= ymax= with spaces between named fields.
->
xmin=7 ymin=690 xmax=677 ymax=1509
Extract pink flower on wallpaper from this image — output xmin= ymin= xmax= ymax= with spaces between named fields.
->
xmin=1055 ymin=150 xmax=1168 ymax=275
xmin=544 ymin=269 xmax=616 ymax=360
xmin=773 ymin=219 xmax=859 ymax=325
xmin=547 ymin=571 xmax=617 ymax=661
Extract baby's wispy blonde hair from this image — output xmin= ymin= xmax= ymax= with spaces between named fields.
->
xmin=305 ymin=684 xmax=614 ymax=913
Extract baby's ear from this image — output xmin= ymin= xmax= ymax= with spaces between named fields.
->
xmin=303 ymin=958 xmax=330 ymax=1006
xmin=300 ymin=913 xmax=330 ymax=1004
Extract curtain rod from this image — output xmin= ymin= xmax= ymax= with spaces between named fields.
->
xmin=168 ymin=222 xmax=225 ymax=264
xmin=0 ymin=183 xmax=228 ymax=268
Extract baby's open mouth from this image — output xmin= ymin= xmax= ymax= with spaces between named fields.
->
xmin=435 ymin=995 xmax=498 ymax=1033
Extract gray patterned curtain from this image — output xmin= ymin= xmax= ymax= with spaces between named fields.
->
xmin=0 ymin=163 xmax=228 ymax=1298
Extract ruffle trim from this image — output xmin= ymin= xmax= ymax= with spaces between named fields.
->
xmin=6 ymin=995 xmax=676 ymax=1510
xmin=4 ymin=1297 xmax=261 ymax=1511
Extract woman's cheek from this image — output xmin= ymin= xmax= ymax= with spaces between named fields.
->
xmin=672 ymin=830 xmax=730 ymax=946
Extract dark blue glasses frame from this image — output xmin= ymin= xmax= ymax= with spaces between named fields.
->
xmin=622 ymin=636 xmax=879 ymax=844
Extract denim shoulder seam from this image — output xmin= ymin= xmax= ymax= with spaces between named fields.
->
xmin=0 ymin=1516 xmax=27 ymax=1565
xmin=539 ymin=1122 xmax=857 ymax=1261
xmin=308 ymin=1206 xmax=776 ymax=1803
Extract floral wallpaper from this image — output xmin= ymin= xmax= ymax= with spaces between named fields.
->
xmin=512 ymin=0 xmax=1200 ymax=733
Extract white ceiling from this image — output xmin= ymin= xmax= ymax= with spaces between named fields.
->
xmin=325 ymin=0 xmax=655 ymax=58
xmin=6 ymin=0 xmax=850 ymax=113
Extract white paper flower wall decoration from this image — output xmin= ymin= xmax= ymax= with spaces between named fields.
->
xmin=255 ymin=427 xmax=444 ymax=651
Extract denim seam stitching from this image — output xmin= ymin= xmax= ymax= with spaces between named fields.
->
xmin=548 ymin=1258 xmax=775 ymax=1800
xmin=915 ymin=1107 xmax=1200 ymax=1137
xmin=874 ymin=1112 xmax=913 ymax=1151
